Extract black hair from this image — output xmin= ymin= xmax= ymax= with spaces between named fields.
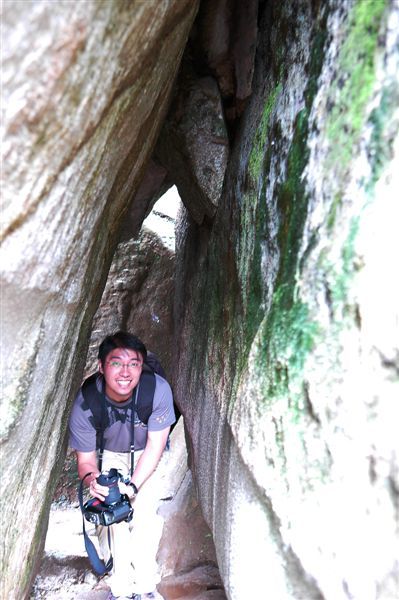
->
xmin=98 ymin=331 xmax=147 ymax=366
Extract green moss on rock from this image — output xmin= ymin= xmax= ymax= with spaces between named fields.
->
xmin=248 ymin=83 xmax=282 ymax=186
xmin=262 ymin=293 xmax=319 ymax=407
xmin=325 ymin=0 xmax=388 ymax=171
xmin=252 ymin=11 xmax=329 ymax=416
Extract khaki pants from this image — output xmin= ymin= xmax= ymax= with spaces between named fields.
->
xmin=98 ymin=448 xmax=169 ymax=596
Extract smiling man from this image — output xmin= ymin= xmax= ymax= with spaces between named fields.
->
xmin=69 ymin=331 xmax=175 ymax=600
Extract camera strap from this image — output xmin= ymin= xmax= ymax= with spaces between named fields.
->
xmin=78 ymin=472 xmax=113 ymax=576
xmin=97 ymin=386 xmax=138 ymax=475
xmin=130 ymin=384 xmax=138 ymax=476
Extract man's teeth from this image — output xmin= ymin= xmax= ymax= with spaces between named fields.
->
xmin=117 ymin=380 xmax=131 ymax=386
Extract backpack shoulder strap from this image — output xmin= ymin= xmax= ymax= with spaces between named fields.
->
xmin=81 ymin=373 xmax=109 ymax=469
xmin=81 ymin=372 xmax=109 ymax=430
xmin=137 ymin=369 xmax=156 ymax=425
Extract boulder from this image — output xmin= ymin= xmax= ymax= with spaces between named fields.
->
xmin=156 ymin=74 xmax=229 ymax=224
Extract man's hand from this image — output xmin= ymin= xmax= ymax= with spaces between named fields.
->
xmin=118 ymin=480 xmax=137 ymax=501
xmin=76 ymin=450 xmax=106 ymax=500
xmin=88 ymin=476 xmax=110 ymax=502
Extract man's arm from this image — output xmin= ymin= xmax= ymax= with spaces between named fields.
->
xmin=131 ymin=427 xmax=170 ymax=490
xmin=76 ymin=450 xmax=99 ymax=480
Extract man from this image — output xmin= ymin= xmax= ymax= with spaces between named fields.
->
xmin=69 ymin=331 xmax=175 ymax=600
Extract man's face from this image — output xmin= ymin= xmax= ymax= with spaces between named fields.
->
xmin=99 ymin=347 xmax=143 ymax=402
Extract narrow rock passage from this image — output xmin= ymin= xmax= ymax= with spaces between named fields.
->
xmin=31 ymin=420 xmax=227 ymax=600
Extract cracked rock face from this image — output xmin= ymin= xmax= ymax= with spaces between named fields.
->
xmin=0 ymin=1 xmax=198 ymax=597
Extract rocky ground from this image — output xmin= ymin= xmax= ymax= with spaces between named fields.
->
xmin=31 ymin=421 xmax=227 ymax=600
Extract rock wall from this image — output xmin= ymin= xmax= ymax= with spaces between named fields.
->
xmin=0 ymin=2 xmax=198 ymax=598
xmin=173 ymin=1 xmax=399 ymax=599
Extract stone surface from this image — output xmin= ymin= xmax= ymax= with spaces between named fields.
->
xmin=157 ymin=470 xmax=223 ymax=585
xmin=153 ymin=0 xmax=259 ymax=224
xmin=0 ymin=1 xmax=199 ymax=597
xmin=173 ymin=2 xmax=399 ymax=599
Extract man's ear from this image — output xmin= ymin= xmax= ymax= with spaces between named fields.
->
xmin=98 ymin=359 xmax=103 ymax=374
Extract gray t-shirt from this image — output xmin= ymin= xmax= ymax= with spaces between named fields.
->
xmin=69 ymin=373 xmax=175 ymax=453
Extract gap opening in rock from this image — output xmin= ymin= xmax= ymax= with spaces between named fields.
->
xmin=32 ymin=186 xmax=226 ymax=600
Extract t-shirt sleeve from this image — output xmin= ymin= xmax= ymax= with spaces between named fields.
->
xmin=147 ymin=374 xmax=176 ymax=432
xmin=68 ymin=388 xmax=97 ymax=452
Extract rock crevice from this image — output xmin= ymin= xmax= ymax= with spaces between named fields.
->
xmin=1 ymin=1 xmax=398 ymax=599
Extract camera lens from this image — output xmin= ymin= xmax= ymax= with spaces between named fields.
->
xmin=97 ymin=470 xmax=122 ymax=506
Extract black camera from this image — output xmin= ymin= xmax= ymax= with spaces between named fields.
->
xmin=83 ymin=468 xmax=134 ymax=527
